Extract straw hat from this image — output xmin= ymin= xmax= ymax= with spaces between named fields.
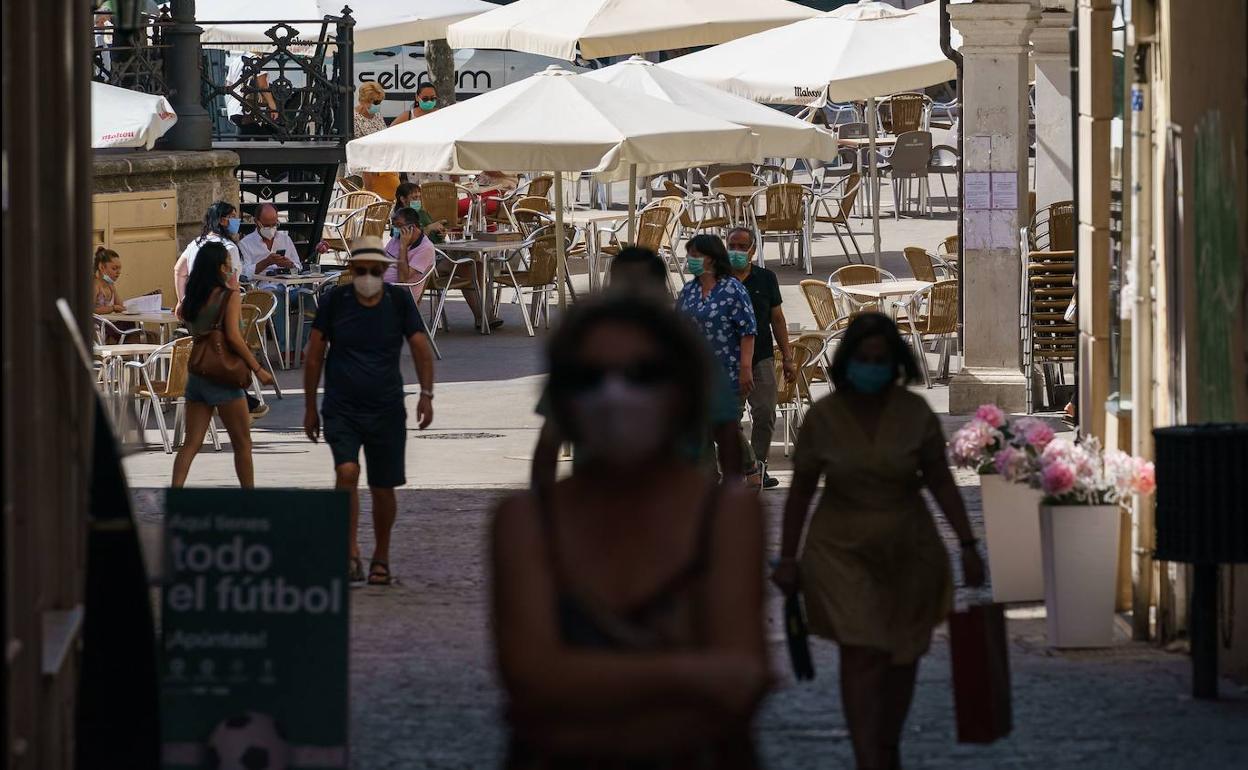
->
xmin=346 ymin=235 xmax=396 ymax=264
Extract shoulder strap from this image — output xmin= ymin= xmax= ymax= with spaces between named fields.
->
xmin=211 ymin=288 xmax=230 ymax=330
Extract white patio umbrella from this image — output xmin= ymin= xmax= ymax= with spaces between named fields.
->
xmin=197 ymin=0 xmax=497 ymax=52
xmin=582 ymin=56 xmax=836 ymax=165
xmin=663 ymin=0 xmax=962 ymax=265
xmin=446 ymin=0 xmax=818 ymax=61
xmin=91 ymin=81 xmax=178 ymax=149
xmin=346 ymin=66 xmax=758 ymax=308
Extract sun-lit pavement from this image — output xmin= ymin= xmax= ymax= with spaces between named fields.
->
xmin=124 ymin=173 xmax=1248 ymax=768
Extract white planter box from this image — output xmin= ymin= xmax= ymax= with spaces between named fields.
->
xmin=1039 ymin=504 xmax=1121 ymax=648
xmin=980 ymin=474 xmax=1045 ymax=603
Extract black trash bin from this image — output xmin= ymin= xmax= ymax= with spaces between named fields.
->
xmin=1153 ymin=422 xmax=1248 ymax=698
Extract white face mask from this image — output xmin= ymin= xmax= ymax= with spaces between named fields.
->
xmin=354 ymin=273 xmax=384 ymax=299
xmin=569 ymin=375 xmax=669 ymax=467
xmin=257 ymin=225 xmax=278 ymax=240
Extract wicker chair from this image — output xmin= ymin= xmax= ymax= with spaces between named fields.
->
xmin=126 ymin=337 xmax=222 ymax=454
xmin=356 ymin=201 xmax=394 ymax=244
xmin=791 ymin=332 xmax=833 ymax=392
xmin=511 ymin=199 xmax=554 ymax=236
xmin=1028 ymin=200 xmax=1075 ymax=251
xmin=881 ymin=92 xmax=929 ymax=134
xmin=241 ymin=289 xmax=285 ymax=394
xmin=898 ymin=278 xmax=959 ymax=387
xmin=1024 ymin=247 xmax=1076 ymax=412
xmin=829 ymin=264 xmax=896 ymax=316
xmin=799 ymin=279 xmax=849 ymax=335
xmin=812 ymin=173 xmax=864 ymax=264
xmin=598 ymin=200 xmax=677 ymax=258
xmin=492 ymin=233 xmax=559 ymax=336
xmin=664 ymin=180 xmax=729 ymax=253
xmin=775 ymin=342 xmax=816 ymax=456
xmin=426 ymin=248 xmax=482 ymax=340
xmin=903 ymin=247 xmax=939 ymax=282
xmin=747 ymin=183 xmax=812 ymax=272
xmin=419 ymin=181 xmax=470 ymax=238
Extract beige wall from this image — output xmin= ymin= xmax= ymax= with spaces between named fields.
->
xmin=92 ymin=190 xmax=179 ymax=304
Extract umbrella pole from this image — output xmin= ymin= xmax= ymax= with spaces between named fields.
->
xmin=868 ymin=96 xmax=881 ymax=269
xmin=556 ymin=174 xmax=567 ymax=311
xmin=628 ymin=164 xmax=637 ymax=243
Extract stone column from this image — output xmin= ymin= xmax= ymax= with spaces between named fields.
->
xmin=160 ymin=0 xmax=212 ymax=150
xmin=947 ymin=1 xmax=1040 ymax=415
xmin=1076 ymin=0 xmax=1115 ymax=441
xmin=1032 ymin=7 xmax=1074 ymax=211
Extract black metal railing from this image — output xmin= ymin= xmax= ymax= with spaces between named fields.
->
xmin=198 ymin=11 xmax=355 ymax=143
xmin=91 ymin=6 xmax=355 ymax=145
xmin=92 ymin=9 xmax=173 ymax=95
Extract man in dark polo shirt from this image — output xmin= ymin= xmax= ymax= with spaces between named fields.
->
xmin=728 ymin=227 xmax=796 ymax=489
xmin=303 ymin=236 xmax=435 ymax=585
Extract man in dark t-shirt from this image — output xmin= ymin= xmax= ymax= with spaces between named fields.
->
xmin=304 ymin=238 xmax=436 ymax=586
xmin=728 ymin=227 xmax=797 ymax=489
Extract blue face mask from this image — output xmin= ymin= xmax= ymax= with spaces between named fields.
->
xmin=728 ymin=250 xmax=750 ymax=270
xmin=846 ymin=360 xmax=894 ymax=393
xmin=408 ymin=200 xmax=422 ymax=211
xmin=419 ymin=99 xmax=437 ymax=111
xmin=368 ymin=103 xmax=381 ymax=115
xmin=226 ymin=217 xmax=241 ymax=235
xmin=687 ymin=257 xmax=705 ymax=277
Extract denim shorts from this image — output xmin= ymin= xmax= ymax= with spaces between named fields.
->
xmin=184 ymin=372 xmax=247 ymax=406
xmin=323 ymin=405 xmax=407 ymax=488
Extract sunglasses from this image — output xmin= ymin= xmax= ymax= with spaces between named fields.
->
xmin=566 ymin=360 xmax=672 ymax=392
xmin=351 ymin=265 xmax=385 ymax=277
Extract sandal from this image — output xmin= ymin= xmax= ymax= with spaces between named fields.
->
xmin=349 ymin=556 xmax=365 ymax=583
xmin=367 ymin=559 xmax=393 ymax=586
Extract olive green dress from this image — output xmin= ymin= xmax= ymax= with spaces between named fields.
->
xmin=792 ymin=388 xmax=953 ymax=664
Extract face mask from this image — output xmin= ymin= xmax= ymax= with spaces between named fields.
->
xmin=354 ymin=273 xmax=384 ymax=298
xmin=728 ymin=250 xmax=750 ymax=270
xmin=101 ymin=273 xmax=115 ymax=285
xmin=367 ymin=104 xmax=381 ymax=115
xmin=570 ymin=375 xmax=668 ymax=467
xmin=846 ymin=360 xmax=895 ymax=394
xmin=408 ymin=200 xmax=422 ymax=212
xmin=257 ymin=225 xmax=277 ymax=240
xmin=226 ymin=217 xmax=241 ymax=235
xmin=419 ymin=99 xmax=437 ymax=111
xmin=687 ymin=257 xmax=705 ymax=277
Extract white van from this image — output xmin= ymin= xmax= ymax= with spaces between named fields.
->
xmin=355 ymin=45 xmax=591 ymax=120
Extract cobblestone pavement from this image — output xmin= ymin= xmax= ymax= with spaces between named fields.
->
xmin=306 ymin=481 xmax=1248 ymax=770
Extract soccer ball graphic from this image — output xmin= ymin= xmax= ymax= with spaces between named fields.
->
xmin=205 ymin=712 xmax=291 ymax=770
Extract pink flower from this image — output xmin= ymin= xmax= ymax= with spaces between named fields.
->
xmin=975 ymin=403 xmax=1007 ymax=429
xmin=1133 ymin=459 xmax=1156 ymax=495
xmin=1040 ymin=438 xmax=1076 ymax=466
xmin=948 ymin=418 xmax=1002 ymax=469
xmin=993 ymin=445 xmax=1029 ymax=481
xmin=1014 ymin=417 xmax=1056 ymax=451
xmin=1041 ymin=462 xmax=1077 ymax=497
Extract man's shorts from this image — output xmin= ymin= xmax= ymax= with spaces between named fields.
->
xmin=322 ymin=405 xmax=407 ymax=488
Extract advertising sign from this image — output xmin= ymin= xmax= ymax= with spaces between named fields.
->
xmin=160 ymin=489 xmax=350 ymax=770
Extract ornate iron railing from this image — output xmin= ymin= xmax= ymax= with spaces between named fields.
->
xmin=198 ymin=11 xmax=355 ymax=143
xmin=92 ymin=9 xmax=173 ymax=95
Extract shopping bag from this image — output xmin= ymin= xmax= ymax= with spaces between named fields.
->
xmin=948 ymin=603 xmax=1012 ymax=743
xmin=784 ymin=592 xmax=815 ymax=681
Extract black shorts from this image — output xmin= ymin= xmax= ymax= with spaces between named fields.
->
xmin=322 ymin=405 xmax=407 ymax=488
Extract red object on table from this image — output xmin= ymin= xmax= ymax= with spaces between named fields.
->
xmin=948 ymin=604 xmax=1013 ymax=744
xmin=459 ymin=188 xmax=502 ymax=218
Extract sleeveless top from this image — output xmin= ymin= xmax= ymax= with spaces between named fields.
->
xmin=505 ymin=484 xmax=760 ymax=770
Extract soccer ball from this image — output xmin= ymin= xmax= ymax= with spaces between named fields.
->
xmin=205 ymin=712 xmax=291 ymax=770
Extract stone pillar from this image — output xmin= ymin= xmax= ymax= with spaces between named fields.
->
xmin=159 ymin=0 xmax=212 ymax=150
xmin=947 ymin=1 xmax=1040 ymax=415
xmin=1076 ymin=0 xmax=1115 ymax=441
xmin=1031 ymin=8 xmax=1074 ymax=211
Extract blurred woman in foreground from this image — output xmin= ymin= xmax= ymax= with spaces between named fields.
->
xmin=493 ymin=296 xmax=767 ymax=767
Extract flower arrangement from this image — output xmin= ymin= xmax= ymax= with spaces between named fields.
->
xmin=1034 ymin=437 xmax=1156 ymax=505
xmin=948 ymin=404 xmax=1055 ymax=476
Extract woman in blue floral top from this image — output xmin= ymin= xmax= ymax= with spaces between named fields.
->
xmin=676 ymin=234 xmax=760 ymax=485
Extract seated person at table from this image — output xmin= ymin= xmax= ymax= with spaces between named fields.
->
xmin=387 ymin=207 xmax=500 ymax=331
xmin=393 ymin=182 xmax=446 ymax=244
xmin=458 ymin=170 xmax=519 ymax=219
xmin=94 ymin=246 xmax=126 ymax=314
xmin=237 ymin=203 xmax=310 ymax=358
xmin=384 ymin=207 xmax=436 ymax=285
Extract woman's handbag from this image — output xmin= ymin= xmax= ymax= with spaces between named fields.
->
xmin=784 ymin=592 xmax=816 ymax=681
xmin=948 ymin=603 xmax=1013 ymax=743
xmin=188 ymin=291 xmax=251 ymax=388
